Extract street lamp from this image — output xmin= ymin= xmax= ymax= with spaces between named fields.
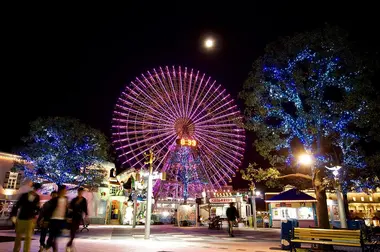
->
xmin=250 ymin=183 xmax=260 ymax=230
xmin=144 ymin=150 xmax=155 ymax=240
xmin=299 ymin=154 xmax=313 ymax=166
xmin=325 ymin=165 xmax=347 ymax=228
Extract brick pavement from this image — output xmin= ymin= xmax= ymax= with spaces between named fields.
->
xmin=0 ymin=225 xmax=283 ymax=252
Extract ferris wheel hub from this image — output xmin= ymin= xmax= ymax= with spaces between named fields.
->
xmin=174 ymin=117 xmax=195 ymax=138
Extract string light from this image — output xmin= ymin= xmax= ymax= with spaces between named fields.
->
xmin=16 ymin=126 xmax=106 ymax=186
xmin=247 ymin=47 xmax=366 ymax=175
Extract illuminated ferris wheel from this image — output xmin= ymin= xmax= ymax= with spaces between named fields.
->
xmin=112 ymin=66 xmax=245 ymax=188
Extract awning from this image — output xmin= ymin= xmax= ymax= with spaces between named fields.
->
xmin=265 ymin=188 xmax=316 ymax=203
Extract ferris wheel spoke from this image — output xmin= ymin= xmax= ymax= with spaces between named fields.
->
xmin=196 ymin=134 xmax=242 ymax=170
xmin=196 ymin=111 xmax=240 ymax=126
xmin=198 ymin=136 xmax=242 ymax=171
xmin=142 ymin=73 xmax=182 ymax=119
xmin=117 ymin=96 xmax=175 ymax=125
xmin=184 ymin=68 xmax=193 ymax=117
xmin=177 ymin=66 xmax=186 ymax=117
xmin=152 ymin=68 xmax=182 ymax=119
xmin=148 ymin=70 xmax=181 ymax=119
xmin=115 ymin=131 xmax=175 ymax=150
xmin=191 ymin=89 xmax=228 ymax=123
xmin=164 ymin=66 xmax=183 ymax=117
xmin=114 ymin=106 xmax=173 ymax=127
xmin=192 ymin=99 xmax=235 ymax=125
xmin=112 ymin=117 xmax=173 ymax=130
xmin=197 ymin=123 xmax=244 ymax=129
xmin=112 ymin=127 xmax=171 ymax=136
xmin=126 ymin=133 xmax=177 ymax=162
xmin=200 ymin=149 xmax=230 ymax=185
xmin=188 ymin=81 xmax=218 ymax=120
xmin=199 ymin=158 xmax=222 ymax=187
xmin=188 ymin=73 xmax=206 ymax=117
xmin=196 ymin=131 xmax=245 ymax=152
xmin=196 ymin=128 xmax=245 ymax=140
xmin=198 ymin=146 xmax=232 ymax=178
xmin=112 ymin=118 xmax=173 ymax=129
xmin=123 ymin=87 xmax=177 ymax=123
xmin=129 ymin=80 xmax=178 ymax=122
xmin=153 ymin=138 xmax=177 ymax=172
xmin=198 ymin=158 xmax=219 ymax=188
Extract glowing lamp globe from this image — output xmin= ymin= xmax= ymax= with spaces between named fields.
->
xmin=299 ymin=154 xmax=313 ymax=165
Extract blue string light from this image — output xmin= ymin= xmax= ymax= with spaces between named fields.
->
xmin=17 ymin=127 xmax=104 ymax=185
xmin=249 ymin=47 xmax=366 ymax=172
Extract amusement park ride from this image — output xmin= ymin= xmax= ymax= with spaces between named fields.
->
xmin=112 ymin=66 xmax=246 ymax=233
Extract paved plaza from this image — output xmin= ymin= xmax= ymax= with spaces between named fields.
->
xmin=0 ymin=225 xmax=283 ymax=252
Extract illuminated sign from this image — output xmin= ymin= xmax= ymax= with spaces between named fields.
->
xmin=177 ymin=138 xmax=197 ymax=147
xmin=209 ymin=198 xmax=236 ymax=203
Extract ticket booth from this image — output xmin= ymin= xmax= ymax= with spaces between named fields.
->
xmin=266 ymin=188 xmax=317 ymax=228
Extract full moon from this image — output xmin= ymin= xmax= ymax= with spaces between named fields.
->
xmin=204 ymin=38 xmax=215 ymax=48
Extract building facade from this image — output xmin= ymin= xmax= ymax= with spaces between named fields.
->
xmin=265 ymin=186 xmax=380 ymax=227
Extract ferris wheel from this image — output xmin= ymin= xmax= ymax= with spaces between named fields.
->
xmin=112 ymin=66 xmax=245 ymax=188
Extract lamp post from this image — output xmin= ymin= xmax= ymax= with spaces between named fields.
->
xmin=299 ymin=153 xmax=347 ymax=229
xmin=325 ymin=165 xmax=347 ymax=229
xmin=144 ymin=150 xmax=155 ymax=240
xmin=250 ymin=183 xmax=260 ymax=230
xmin=132 ymin=192 xmax=138 ymax=228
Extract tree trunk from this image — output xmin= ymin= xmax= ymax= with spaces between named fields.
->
xmin=343 ymin=192 xmax=350 ymax=221
xmin=313 ymin=169 xmax=330 ymax=229
xmin=313 ymin=169 xmax=333 ymax=250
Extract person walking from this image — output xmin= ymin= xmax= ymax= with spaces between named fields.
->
xmin=66 ymin=187 xmax=88 ymax=252
xmin=45 ymin=185 xmax=68 ymax=252
xmin=11 ymin=182 xmax=42 ymax=252
xmin=37 ymin=191 xmax=57 ymax=252
xmin=226 ymin=202 xmax=239 ymax=237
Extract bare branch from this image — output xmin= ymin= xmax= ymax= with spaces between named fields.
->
xmin=277 ymin=173 xmax=312 ymax=180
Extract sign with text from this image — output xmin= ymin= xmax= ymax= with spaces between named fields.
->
xmin=209 ymin=198 xmax=236 ymax=204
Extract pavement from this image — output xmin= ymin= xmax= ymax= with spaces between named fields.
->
xmin=0 ymin=225 xmax=283 ymax=252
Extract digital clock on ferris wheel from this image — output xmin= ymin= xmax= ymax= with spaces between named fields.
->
xmin=176 ymin=138 xmax=197 ymax=147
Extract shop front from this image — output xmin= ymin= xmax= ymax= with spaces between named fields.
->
xmin=200 ymin=195 xmax=248 ymax=222
xmin=266 ymin=188 xmax=317 ymax=228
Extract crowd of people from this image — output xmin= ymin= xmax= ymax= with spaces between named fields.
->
xmin=10 ymin=183 xmax=88 ymax=252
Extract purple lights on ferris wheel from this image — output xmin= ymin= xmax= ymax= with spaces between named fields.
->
xmin=112 ymin=66 xmax=245 ymax=187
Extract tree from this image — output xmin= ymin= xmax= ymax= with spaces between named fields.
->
xmin=16 ymin=117 xmax=110 ymax=187
xmin=239 ymin=25 xmax=376 ymax=228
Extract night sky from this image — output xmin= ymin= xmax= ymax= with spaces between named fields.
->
xmin=1 ymin=2 xmax=378 ymax=189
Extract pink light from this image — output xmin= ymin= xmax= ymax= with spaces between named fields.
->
xmin=111 ymin=65 xmax=246 ymax=187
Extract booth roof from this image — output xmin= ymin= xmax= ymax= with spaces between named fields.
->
xmin=265 ymin=188 xmax=316 ymax=203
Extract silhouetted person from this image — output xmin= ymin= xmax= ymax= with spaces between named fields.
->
xmin=226 ymin=202 xmax=239 ymax=237
xmin=11 ymin=182 xmax=42 ymax=252
xmin=37 ymin=191 xmax=57 ymax=252
xmin=66 ymin=187 xmax=88 ymax=251
xmin=45 ymin=185 xmax=68 ymax=252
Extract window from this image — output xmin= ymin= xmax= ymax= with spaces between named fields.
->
xmin=110 ymin=186 xmax=117 ymax=195
xmin=5 ymin=172 xmax=18 ymax=189
xmin=352 ymin=197 xmax=356 ymax=201
xmin=369 ymin=197 xmax=373 ymax=202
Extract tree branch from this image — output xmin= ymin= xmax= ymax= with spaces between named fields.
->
xmin=277 ymin=173 xmax=312 ymax=180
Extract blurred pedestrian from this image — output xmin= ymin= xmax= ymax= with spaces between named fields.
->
xmin=11 ymin=182 xmax=42 ymax=252
xmin=226 ymin=202 xmax=239 ymax=237
xmin=45 ymin=185 xmax=68 ymax=252
xmin=37 ymin=191 xmax=57 ymax=252
xmin=66 ymin=187 xmax=88 ymax=251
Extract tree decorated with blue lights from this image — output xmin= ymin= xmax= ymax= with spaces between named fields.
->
xmin=240 ymin=25 xmax=377 ymax=228
xmin=16 ymin=117 xmax=110 ymax=187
